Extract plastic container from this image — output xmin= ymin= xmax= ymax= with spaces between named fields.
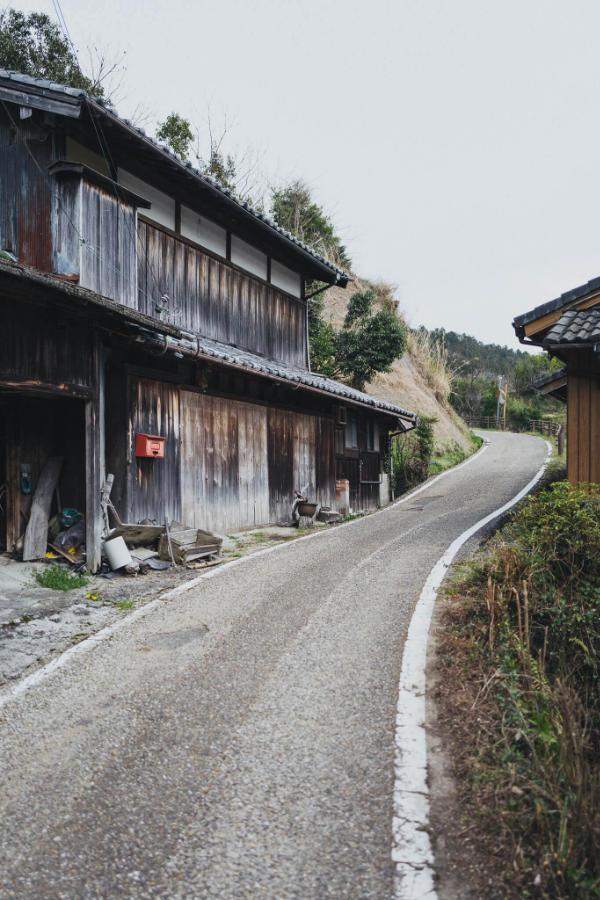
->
xmin=103 ymin=535 xmax=133 ymax=570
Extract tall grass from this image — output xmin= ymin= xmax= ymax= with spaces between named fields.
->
xmin=408 ymin=328 xmax=454 ymax=404
xmin=442 ymin=481 xmax=600 ymax=897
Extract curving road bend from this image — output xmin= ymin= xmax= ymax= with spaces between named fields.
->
xmin=0 ymin=432 xmax=547 ymax=899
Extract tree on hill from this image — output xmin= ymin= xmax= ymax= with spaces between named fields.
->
xmin=306 ymin=286 xmax=407 ymax=390
xmin=155 ymin=111 xmax=262 ymax=204
xmin=429 ymin=327 xmax=529 ymax=379
xmin=0 ymin=8 xmax=113 ymax=100
xmin=334 ymin=288 xmax=407 ymax=390
xmin=270 ymin=180 xmax=351 ymax=270
xmin=156 ymin=112 xmax=194 ymax=161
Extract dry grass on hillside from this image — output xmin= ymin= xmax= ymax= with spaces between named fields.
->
xmin=322 ymin=280 xmax=472 ymax=452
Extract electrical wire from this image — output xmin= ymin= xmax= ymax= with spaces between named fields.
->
xmin=48 ymin=0 xmax=167 ymax=314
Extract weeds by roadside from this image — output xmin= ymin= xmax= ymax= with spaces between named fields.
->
xmin=35 ymin=565 xmax=88 ymax=591
xmin=438 ymin=481 xmax=600 ymax=898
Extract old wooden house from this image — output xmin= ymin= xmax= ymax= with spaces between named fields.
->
xmin=0 ymin=70 xmax=416 ymax=569
xmin=513 ymin=275 xmax=600 ymax=484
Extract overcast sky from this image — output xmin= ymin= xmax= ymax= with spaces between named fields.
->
xmin=9 ymin=0 xmax=600 ymax=349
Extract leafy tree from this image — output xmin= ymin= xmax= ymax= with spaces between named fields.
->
xmin=513 ymin=353 xmax=562 ymax=395
xmin=429 ymin=327 xmax=529 ymax=379
xmin=307 ymin=291 xmax=337 ymax=377
xmin=333 ymin=288 xmax=407 ymax=390
xmin=156 ymin=112 xmax=194 ymax=160
xmin=270 ymin=179 xmax=351 ymax=269
xmin=155 ymin=109 xmax=261 ymax=204
xmin=0 ymin=8 xmax=105 ymax=98
xmin=200 ymin=147 xmax=238 ymax=193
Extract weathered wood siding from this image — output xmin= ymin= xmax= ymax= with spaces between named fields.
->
xmin=79 ymin=182 xmax=138 ymax=308
xmin=181 ymin=392 xmax=269 ymax=533
xmin=52 ymin=177 xmax=80 ymax=276
xmin=52 ymin=178 xmax=138 ymax=307
xmin=137 ymin=220 xmax=307 ymax=367
xmin=119 ymin=384 xmax=338 ymax=533
xmin=566 ymin=358 xmax=600 ymax=484
xmin=0 ymin=301 xmax=94 ymax=395
xmin=0 ymin=115 xmax=53 ymax=270
xmin=125 ymin=377 xmax=181 ymax=525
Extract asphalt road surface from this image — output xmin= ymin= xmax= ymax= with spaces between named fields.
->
xmin=0 ymin=432 xmax=548 ymax=899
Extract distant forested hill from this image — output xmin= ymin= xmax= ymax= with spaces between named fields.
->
xmin=417 ymin=327 xmax=563 ymax=423
xmin=426 ymin=328 xmax=530 ymax=378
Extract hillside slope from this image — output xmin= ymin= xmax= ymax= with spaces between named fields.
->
xmin=322 ymin=282 xmax=472 ymax=451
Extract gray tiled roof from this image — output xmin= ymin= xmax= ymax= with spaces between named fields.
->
xmin=533 ymin=366 xmax=566 ymax=388
xmin=171 ymin=330 xmax=417 ymax=420
xmin=0 ymin=70 xmax=348 ymax=284
xmin=0 ymin=256 xmax=415 ymax=419
xmin=543 ymin=308 xmax=600 ymax=348
xmin=513 ymin=274 xmax=600 ymax=334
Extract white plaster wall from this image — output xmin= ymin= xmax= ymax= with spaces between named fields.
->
xmin=230 ymin=234 xmax=267 ymax=280
xmin=117 ymin=168 xmax=175 ymax=231
xmin=271 ymin=259 xmax=302 ymax=297
xmin=180 ymin=206 xmax=227 ymax=258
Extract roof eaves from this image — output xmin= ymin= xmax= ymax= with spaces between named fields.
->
xmin=0 ymin=257 xmax=183 ymax=338
xmin=132 ymin=326 xmax=416 ymax=420
xmin=513 ymin=275 xmax=600 ymax=330
xmin=0 ymin=69 xmax=350 ymax=286
xmin=533 ymin=367 xmax=566 ymax=389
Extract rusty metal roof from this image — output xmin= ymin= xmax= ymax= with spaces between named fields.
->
xmin=0 ymin=69 xmax=349 ymax=287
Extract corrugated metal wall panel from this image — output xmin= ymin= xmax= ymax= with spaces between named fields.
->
xmin=79 ymin=183 xmax=137 ymax=308
xmin=0 ymin=117 xmax=53 ymax=271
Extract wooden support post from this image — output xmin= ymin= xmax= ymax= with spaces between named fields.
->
xmin=85 ymin=334 xmax=105 ymax=572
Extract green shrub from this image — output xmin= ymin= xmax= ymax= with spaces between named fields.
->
xmin=444 ymin=480 xmax=600 ymax=896
xmin=35 ymin=564 xmax=88 ymax=591
xmin=391 ymin=416 xmax=437 ymax=494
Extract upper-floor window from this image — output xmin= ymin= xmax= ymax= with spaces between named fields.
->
xmin=366 ymin=420 xmax=375 ymax=450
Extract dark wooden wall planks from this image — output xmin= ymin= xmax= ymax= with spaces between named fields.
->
xmin=125 ymin=376 xmax=182 ymax=525
xmin=0 ymin=301 xmax=94 ymax=395
xmin=123 ymin=378 xmax=339 ymax=533
xmin=137 ymin=220 xmax=307 ymax=368
xmin=566 ymin=353 xmax=600 ymax=485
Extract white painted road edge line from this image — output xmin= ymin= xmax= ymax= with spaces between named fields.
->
xmin=392 ymin=440 xmax=553 ymax=900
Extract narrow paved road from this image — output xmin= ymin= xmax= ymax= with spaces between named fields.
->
xmin=0 ymin=433 xmax=547 ymax=899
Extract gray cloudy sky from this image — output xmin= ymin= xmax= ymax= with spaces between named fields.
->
xmin=11 ymin=0 xmax=600 ymax=348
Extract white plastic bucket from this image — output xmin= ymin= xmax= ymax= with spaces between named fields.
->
xmin=103 ymin=535 xmax=133 ymax=570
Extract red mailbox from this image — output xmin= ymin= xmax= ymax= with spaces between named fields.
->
xmin=135 ymin=433 xmax=165 ymax=458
